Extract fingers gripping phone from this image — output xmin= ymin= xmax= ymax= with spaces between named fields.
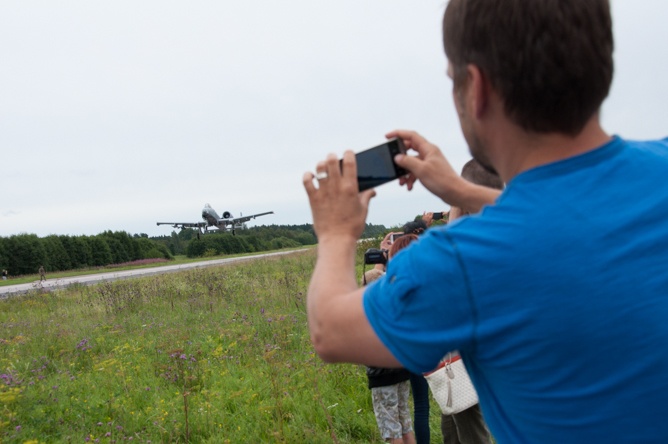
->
xmin=341 ymin=138 xmax=409 ymax=192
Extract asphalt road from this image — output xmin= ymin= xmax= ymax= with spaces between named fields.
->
xmin=0 ymin=250 xmax=304 ymax=299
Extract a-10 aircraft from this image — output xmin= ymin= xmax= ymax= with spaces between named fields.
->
xmin=157 ymin=203 xmax=273 ymax=236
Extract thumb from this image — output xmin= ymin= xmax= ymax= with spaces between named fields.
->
xmin=359 ymin=189 xmax=376 ymax=209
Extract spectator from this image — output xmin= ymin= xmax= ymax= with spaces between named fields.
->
xmin=439 ymin=159 xmax=499 ymax=444
xmin=399 ymin=222 xmax=430 ymax=444
xmin=302 ymin=1 xmax=668 ymax=443
xmin=362 ymin=268 xmax=416 ymax=444
xmin=373 ymin=232 xmax=403 ymax=274
xmin=38 ymin=265 xmax=46 ymax=282
xmin=421 ymin=211 xmax=449 ymax=227
xmin=402 ymin=220 xmax=427 ymax=237
xmin=1 ymin=269 xmax=7 ymax=280
xmin=448 ymin=160 xmax=504 ymax=221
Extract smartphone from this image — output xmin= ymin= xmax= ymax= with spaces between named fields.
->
xmin=342 ymin=138 xmax=408 ymax=192
xmin=390 ymin=232 xmax=404 ymax=243
xmin=432 ymin=212 xmax=444 ymax=220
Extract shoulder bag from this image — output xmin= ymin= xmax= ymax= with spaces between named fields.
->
xmin=424 ymin=352 xmax=479 ymax=415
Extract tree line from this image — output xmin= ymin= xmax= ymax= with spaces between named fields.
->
xmin=0 ymin=231 xmax=171 ymax=277
xmin=0 ymin=223 xmax=389 ymax=277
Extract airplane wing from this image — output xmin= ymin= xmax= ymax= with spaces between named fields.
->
xmin=224 ymin=211 xmax=274 ymax=226
xmin=156 ymin=221 xmax=207 ymax=229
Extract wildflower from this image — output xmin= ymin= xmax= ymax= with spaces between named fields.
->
xmin=15 ymin=425 xmax=21 ymax=431
xmin=76 ymin=338 xmax=90 ymax=351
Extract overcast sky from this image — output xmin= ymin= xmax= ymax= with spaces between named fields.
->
xmin=1 ymin=1 xmax=666 ymax=238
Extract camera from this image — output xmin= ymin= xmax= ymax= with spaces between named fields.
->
xmin=364 ymin=248 xmax=387 ymax=265
xmin=432 ymin=212 xmax=444 ymax=220
xmin=390 ymin=232 xmax=404 ymax=243
xmin=341 ymin=138 xmax=409 ymax=192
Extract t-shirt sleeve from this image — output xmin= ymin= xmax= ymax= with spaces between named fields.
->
xmin=363 ymin=231 xmax=477 ymax=374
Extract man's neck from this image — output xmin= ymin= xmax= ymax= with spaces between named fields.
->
xmin=490 ymin=116 xmax=611 ymax=183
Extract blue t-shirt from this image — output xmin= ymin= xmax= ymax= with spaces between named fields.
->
xmin=364 ymin=136 xmax=668 ymax=443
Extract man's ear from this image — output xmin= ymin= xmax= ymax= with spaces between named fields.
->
xmin=466 ymin=64 xmax=488 ymax=119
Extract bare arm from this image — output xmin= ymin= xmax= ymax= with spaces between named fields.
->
xmin=387 ymin=130 xmax=501 ymax=214
xmin=449 ymin=206 xmax=463 ymax=221
xmin=303 ymin=152 xmax=401 ymax=367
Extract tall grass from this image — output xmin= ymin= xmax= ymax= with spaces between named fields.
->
xmin=0 ymin=248 xmax=441 ymax=443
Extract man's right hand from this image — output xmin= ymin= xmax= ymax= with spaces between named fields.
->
xmin=387 ymin=129 xmax=501 ymax=213
xmin=386 ymin=130 xmax=462 ymax=198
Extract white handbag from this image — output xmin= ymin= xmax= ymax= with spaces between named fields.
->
xmin=424 ymin=352 xmax=479 ymax=415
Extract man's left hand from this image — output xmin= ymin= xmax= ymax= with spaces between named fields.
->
xmin=303 ymin=151 xmax=376 ymax=243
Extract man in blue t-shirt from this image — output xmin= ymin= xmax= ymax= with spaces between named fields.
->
xmin=302 ymin=1 xmax=668 ymax=443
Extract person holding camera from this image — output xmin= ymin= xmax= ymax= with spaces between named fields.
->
xmin=421 ymin=211 xmax=448 ymax=227
xmin=391 ymin=221 xmax=431 ymax=444
xmin=362 ymin=267 xmax=416 ymax=444
xmin=368 ymin=231 xmax=404 ymax=276
xmin=302 ymin=1 xmax=668 ymax=443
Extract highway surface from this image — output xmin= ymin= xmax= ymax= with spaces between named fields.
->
xmin=0 ymin=250 xmax=303 ymax=299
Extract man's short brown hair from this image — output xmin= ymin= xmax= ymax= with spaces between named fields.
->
xmin=443 ymin=0 xmax=613 ymax=136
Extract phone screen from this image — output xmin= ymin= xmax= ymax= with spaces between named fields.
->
xmin=390 ymin=233 xmax=404 ymax=243
xmin=432 ymin=212 xmax=443 ymax=220
xmin=346 ymin=138 xmax=408 ymax=192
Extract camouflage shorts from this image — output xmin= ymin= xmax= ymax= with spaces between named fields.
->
xmin=371 ymin=380 xmax=413 ymax=440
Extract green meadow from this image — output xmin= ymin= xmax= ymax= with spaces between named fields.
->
xmin=0 ymin=246 xmax=441 ymax=443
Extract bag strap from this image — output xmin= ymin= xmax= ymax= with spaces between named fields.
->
xmin=423 ymin=352 xmax=462 ymax=375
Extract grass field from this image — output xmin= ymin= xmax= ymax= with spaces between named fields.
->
xmin=0 ymin=247 xmax=442 ymax=443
